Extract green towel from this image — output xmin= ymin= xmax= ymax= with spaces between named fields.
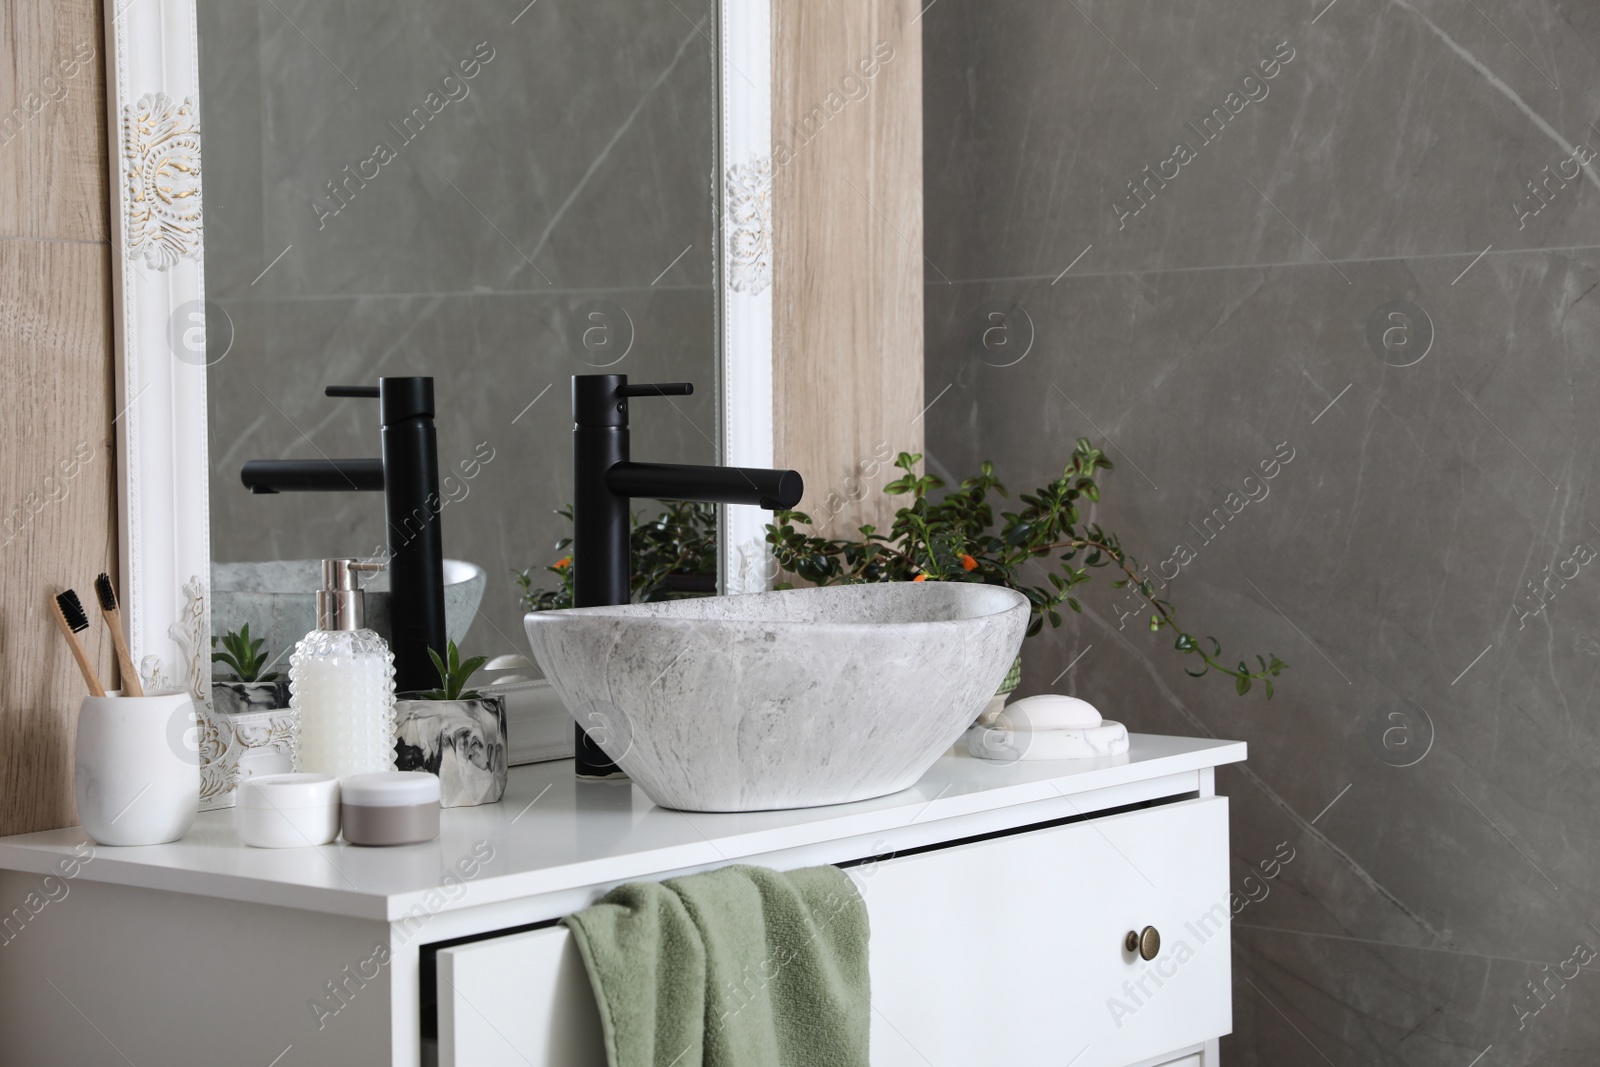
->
xmin=562 ymin=864 xmax=870 ymax=1067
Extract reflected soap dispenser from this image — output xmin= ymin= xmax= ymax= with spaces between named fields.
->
xmin=289 ymin=559 xmax=397 ymax=778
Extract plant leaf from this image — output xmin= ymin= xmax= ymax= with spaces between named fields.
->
xmin=517 ymin=459 xmax=1286 ymax=702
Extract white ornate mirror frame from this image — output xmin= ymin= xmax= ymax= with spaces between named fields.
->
xmin=102 ymin=1 xmax=776 ymax=809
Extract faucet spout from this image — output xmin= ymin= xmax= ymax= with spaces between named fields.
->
xmin=605 ymin=461 xmax=802 ymax=511
xmin=240 ymin=459 xmax=385 ymax=494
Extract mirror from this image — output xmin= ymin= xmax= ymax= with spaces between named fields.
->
xmin=196 ymin=1 xmax=721 ymax=686
xmin=104 ymin=0 xmax=772 ymax=807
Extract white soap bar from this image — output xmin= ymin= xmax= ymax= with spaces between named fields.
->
xmin=964 ymin=720 xmax=1130 ymax=761
xmin=1001 ymin=693 xmax=1102 ymax=730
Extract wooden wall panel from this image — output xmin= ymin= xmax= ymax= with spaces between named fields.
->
xmin=0 ymin=0 xmax=117 ymax=835
xmin=772 ymin=0 xmax=923 ymax=538
xmin=0 ymin=0 xmax=109 ymax=242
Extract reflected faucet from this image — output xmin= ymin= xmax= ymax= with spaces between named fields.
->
xmin=239 ymin=377 xmax=446 ymax=694
xmin=570 ymin=373 xmax=803 ymax=778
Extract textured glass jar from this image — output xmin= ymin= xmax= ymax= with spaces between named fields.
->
xmin=289 ymin=628 xmax=396 ymax=778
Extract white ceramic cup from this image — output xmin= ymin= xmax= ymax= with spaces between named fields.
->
xmin=75 ymin=690 xmax=200 ymax=846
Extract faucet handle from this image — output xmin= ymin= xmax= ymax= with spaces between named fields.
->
xmin=619 ymin=382 xmax=694 ymax=398
xmin=326 ymin=379 xmax=435 ymax=423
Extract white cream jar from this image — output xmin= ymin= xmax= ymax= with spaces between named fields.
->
xmin=236 ymin=773 xmax=340 ymax=848
xmin=340 ymin=771 xmax=441 ymax=846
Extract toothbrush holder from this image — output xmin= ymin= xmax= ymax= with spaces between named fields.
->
xmin=75 ymin=690 xmax=200 ymax=846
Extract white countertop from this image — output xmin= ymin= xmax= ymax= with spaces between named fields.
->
xmin=0 ymin=735 xmax=1243 ymax=922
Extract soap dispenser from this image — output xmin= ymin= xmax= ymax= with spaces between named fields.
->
xmin=289 ymin=559 xmax=397 ymax=779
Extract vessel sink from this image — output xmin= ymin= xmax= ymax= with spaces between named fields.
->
xmin=523 ymin=582 xmax=1028 ymax=811
xmin=212 ymin=559 xmax=487 ymax=673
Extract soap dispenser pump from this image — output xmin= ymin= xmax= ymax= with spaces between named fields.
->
xmin=289 ymin=559 xmax=397 ymax=779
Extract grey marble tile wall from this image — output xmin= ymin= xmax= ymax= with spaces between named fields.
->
xmin=925 ymin=0 xmax=1600 ymax=1062
xmin=198 ymin=0 xmax=717 ymax=663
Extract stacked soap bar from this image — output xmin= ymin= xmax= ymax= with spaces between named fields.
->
xmin=966 ymin=693 xmax=1130 ymax=762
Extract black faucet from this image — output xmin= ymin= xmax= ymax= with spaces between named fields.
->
xmin=239 ymin=376 xmax=447 ymax=695
xmin=570 ymin=373 xmax=804 ymax=778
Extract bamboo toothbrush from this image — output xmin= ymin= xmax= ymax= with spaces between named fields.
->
xmin=92 ymin=573 xmax=143 ymax=697
xmin=52 ymin=590 xmax=106 ymax=697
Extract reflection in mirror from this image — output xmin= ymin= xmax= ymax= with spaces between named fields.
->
xmin=198 ymin=1 xmax=720 ymax=688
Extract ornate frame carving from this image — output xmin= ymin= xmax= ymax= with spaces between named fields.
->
xmin=120 ymin=92 xmax=204 ymax=270
xmin=103 ymin=1 xmax=777 ymax=807
xmin=717 ymin=1 xmax=777 ymax=596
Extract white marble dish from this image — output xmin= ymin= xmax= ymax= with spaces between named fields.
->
xmin=525 ymin=583 xmax=1029 ymax=811
xmin=965 ymin=719 xmax=1131 ymax=761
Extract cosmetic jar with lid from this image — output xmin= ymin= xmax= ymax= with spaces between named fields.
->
xmin=236 ymin=773 xmax=340 ymax=848
xmin=341 ymin=771 xmax=440 ymax=846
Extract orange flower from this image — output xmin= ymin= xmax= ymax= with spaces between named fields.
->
xmin=912 ymin=573 xmax=928 ymax=582
xmin=960 ymin=554 xmax=978 ymax=571
xmin=553 ymin=556 xmax=573 ymax=571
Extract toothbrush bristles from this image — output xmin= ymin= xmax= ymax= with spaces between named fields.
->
xmin=55 ymin=590 xmax=89 ymax=633
xmin=93 ymin=572 xmax=117 ymax=612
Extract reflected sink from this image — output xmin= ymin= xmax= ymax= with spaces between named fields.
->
xmin=211 ymin=559 xmax=487 ymax=671
xmin=524 ymin=583 xmax=1029 ymax=811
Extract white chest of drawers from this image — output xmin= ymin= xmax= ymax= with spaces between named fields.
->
xmin=0 ymin=734 xmax=1243 ymax=1067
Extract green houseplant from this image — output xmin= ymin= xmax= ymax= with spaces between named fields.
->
xmin=419 ymin=641 xmax=489 ymax=701
xmin=519 ymin=445 xmax=1286 ymax=697
xmin=768 ymin=447 xmax=1285 ymax=697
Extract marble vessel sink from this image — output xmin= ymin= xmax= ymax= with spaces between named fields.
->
xmin=211 ymin=559 xmax=486 ymax=673
xmin=524 ymin=582 xmax=1029 ymax=811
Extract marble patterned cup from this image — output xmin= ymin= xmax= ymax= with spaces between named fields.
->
xmin=392 ymin=694 xmax=508 ymax=808
xmin=211 ymin=679 xmax=290 ymax=716
xmin=74 ymin=690 xmax=200 ymax=846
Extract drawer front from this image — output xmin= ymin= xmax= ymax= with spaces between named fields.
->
xmin=1146 ymin=1055 xmax=1203 ymax=1067
xmin=437 ymin=926 xmax=606 ymax=1067
xmin=864 ymin=797 xmax=1231 ymax=1067
xmin=437 ymin=797 xmax=1230 ymax=1067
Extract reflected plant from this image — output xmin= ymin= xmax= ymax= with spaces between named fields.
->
xmin=516 ymin=500 xmax=717 ymax=611
xmin=765 ymin=447 xmax=1287 ymax=697
xmin=210 ymin=624 xmax=279 ymax=683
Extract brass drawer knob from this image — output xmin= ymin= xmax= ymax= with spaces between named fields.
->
xmin=1124 ymin=926 xmax=1161 ymax=961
